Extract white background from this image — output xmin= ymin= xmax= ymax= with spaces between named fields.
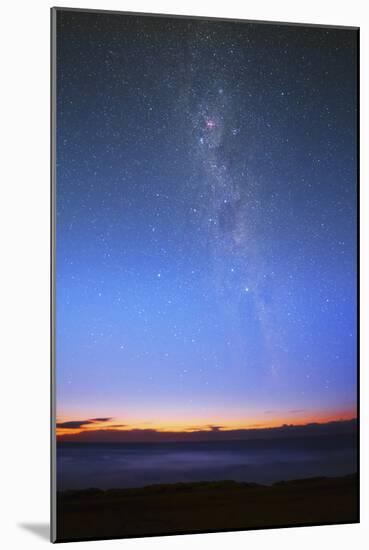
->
xmin=1 ymin=0 xmax=367 ymax=548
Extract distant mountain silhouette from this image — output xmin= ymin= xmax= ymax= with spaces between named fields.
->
xmin=57 ymin=418 xmax=357 ymax=443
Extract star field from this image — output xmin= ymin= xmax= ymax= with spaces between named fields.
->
xmin=56 ymin=11 xmax=357 ymax=427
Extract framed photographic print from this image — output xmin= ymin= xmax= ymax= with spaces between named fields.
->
xmin=51 ymin=7 xmax=359 ymax=542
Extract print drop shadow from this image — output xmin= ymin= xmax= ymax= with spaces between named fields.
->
xmin=18 ymin=522 xmax=49 ymax=541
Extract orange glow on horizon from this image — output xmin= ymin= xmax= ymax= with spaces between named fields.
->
xmin=56 ymin=407 xmax=357 ymax=439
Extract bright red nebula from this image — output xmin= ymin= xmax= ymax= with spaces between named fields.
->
xmin=205 ymin=119 xmax=216 ymax=129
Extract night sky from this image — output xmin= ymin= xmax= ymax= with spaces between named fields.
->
xmin=56 ymin=10 xmax=357 ymax=435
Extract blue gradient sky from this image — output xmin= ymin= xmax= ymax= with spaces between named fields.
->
xmin=56 ymin=11 xmax=357 ymax=431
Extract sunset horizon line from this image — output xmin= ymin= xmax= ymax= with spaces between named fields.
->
xmin=56 ymin=412 xmax=357 ymax=439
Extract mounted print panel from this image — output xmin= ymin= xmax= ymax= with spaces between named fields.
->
xmin=51 ymin=7 xmax=359 ymax=543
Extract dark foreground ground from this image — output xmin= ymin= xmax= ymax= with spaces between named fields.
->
xmin=56 ymin=474 xmax=358 ymax=541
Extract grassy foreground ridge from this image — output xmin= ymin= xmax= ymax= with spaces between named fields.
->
xmin=56 ymin=474 xmax=358 ymax=541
